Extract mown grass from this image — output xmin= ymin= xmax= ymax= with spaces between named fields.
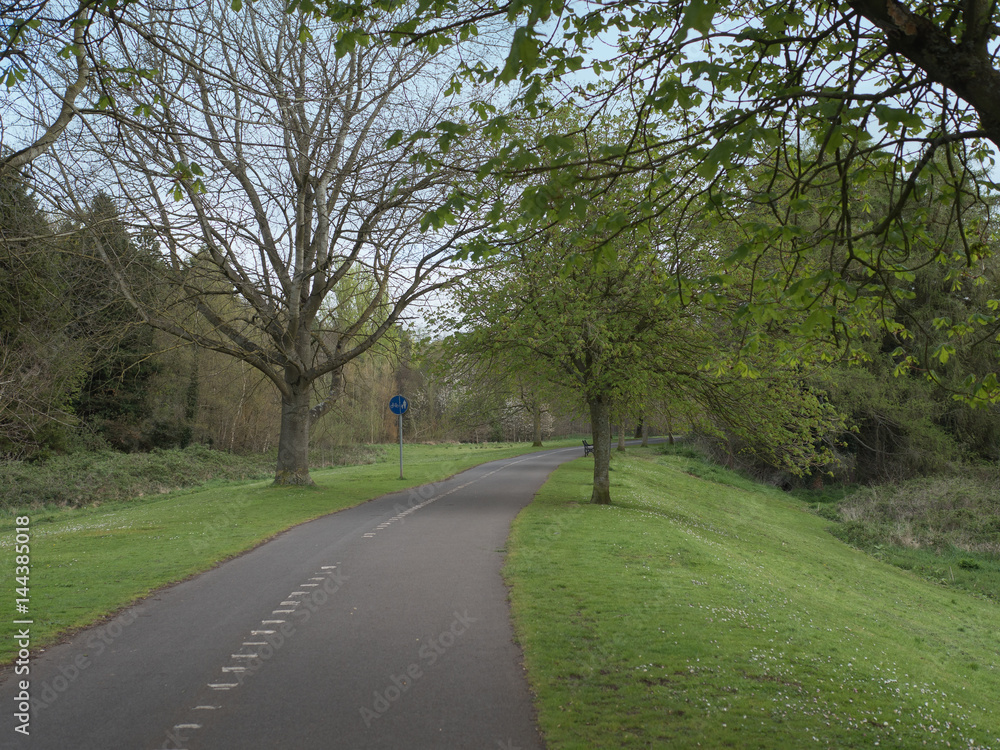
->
xmin=0 ymin=440 xmax=575 ymax=662
xmin=505 ymin=446 xmax=1000 ymax=749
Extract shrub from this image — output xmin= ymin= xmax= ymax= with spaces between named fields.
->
xmin=833 ymin=473 xmax=1000 ymax=557
xmin=0 ymin=446 xmax=274 ymax=510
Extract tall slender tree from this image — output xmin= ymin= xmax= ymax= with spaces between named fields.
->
xmin=65 ymin=193 xmax=160 ymax=446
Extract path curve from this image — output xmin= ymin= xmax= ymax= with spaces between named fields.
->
xmin=0 ymin=445 xmax=586 ymax=750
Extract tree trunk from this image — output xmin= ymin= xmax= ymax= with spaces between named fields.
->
xmin=532 ymin=401 xmax=543 ymax=447
xmin=274 ymin=373 xmax=314 ymax=486
xmin=634 ymin=419 xmax=643 ymax=439
xmin=185 ymin=347 xmax=199 ymax=423
xmin=617 ymin=420 xmax=626 ymax=452
xmin=589 ymin=396 xmax=612 ymax=505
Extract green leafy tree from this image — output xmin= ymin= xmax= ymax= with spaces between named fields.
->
xmin=732 ymin=151 xmax=1000 ymax=480
xmin=446 ymin=239 xmax=648 ymax=503
xmin=814 ymin=228 xmax=1000 ymax=481
xmin=382 ymin=0 xmax=1000 ymax=407
xmin=447 ymin=193 xmax=843 ymax=501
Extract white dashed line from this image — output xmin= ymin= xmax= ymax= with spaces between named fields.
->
xmin=359 ymin=457 xmax=542 ymax=539
xmin=159 ymin=561 xmax=349 ymax=744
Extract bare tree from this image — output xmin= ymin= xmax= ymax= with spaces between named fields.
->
xmin=35 ymin=0 xmax=489 ymax=484
xmin=0 ymin=1 xmax=100 ymax=175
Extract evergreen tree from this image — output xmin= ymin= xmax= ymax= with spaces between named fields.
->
xmin=66 ymin=193 xmax=160 ymax=449
xmin=0 ymin=168 xmax=83 ymax=456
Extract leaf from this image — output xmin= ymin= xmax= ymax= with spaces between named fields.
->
xmin=435 ymin=121 xmax=469 ymax=152
xmin=385 ymin=130 xmax=405 ymax=149
xmin=873 ymin=104 xmax=925 ymax=133
xmin=823 ymin=124 xmax=843 ymax=154
xmin=540 ymin=133 xmax=575 ymax=153
xmin=681 ymin=0 xmax=717 ymax=35
xmin=933 ymin=343 xmax=956 ymax=365
xmin=3 ymin=68 xmax=26 ymax=87
xmin=499 ymin=27 xmax=539 ymax=82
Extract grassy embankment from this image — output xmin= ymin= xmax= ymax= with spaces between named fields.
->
xmin=0 ymin=440 xmax=577 ymax=662
xmin=505 ymin=445 xmax=1000 ymax=749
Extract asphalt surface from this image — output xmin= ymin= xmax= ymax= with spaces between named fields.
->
xmin=0 ymin=445 xmax=587 ymax=750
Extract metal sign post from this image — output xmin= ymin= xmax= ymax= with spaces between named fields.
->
xmin=389 ymin=395 xmax=409 ymax=479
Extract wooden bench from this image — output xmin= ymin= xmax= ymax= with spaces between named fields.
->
xmin=582 ymin=439 xmax=594 ymax=456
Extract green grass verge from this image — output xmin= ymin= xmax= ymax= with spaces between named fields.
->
xmin=0 ymin=440 xmax=576 ymax=663
xmin=505 ymin=447 xmax=1000 ymax=749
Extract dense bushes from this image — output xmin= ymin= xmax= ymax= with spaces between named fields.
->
xmin=695 ymin=358 xmax=1000 ymax=488
xmin=0 ymin=443 xmax=383 ymax=510
xmin=833 ymin=471 xmax=1000 ymax=557
xmin=0 ymin=446 xmax=271 ymax=509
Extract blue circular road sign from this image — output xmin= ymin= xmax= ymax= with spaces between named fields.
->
xmin=389 ymin=395 xmax=409 ymax=415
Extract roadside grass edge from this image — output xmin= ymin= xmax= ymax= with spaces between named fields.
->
xmin=505 ymin=449 xmax=1000 ymax=749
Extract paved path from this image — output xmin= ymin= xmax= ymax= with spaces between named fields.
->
xmin=0 ymin=446 xmax=585 ymax=750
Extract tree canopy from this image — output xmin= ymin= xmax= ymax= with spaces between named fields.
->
xmin=395 ymin=0 xmax=1000 ymax=403
xmin=3 ymin=0 xmax=998 ymax=485
xmin=443 ymin=113 xmax=845 ymax=502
